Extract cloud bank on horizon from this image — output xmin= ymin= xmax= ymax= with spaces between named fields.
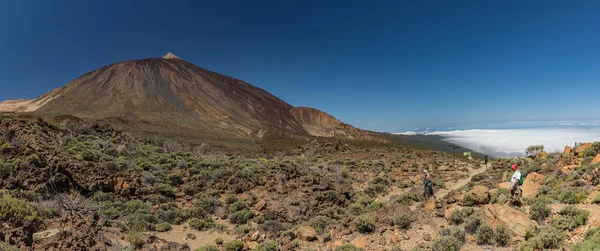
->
xmin=397 ymin=128 xmax=600 ymax=158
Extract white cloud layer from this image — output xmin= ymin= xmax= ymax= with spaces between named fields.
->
xmin=425 ymin=129 xmax=600 ymax=158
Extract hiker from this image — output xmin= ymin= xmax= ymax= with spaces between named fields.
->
xmin=423 ymin=171 xmax=435 ymax=199
xmin=509 ymin=164 xmax=525 ymax=208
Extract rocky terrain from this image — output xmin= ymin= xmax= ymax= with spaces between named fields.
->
xmin=1 ymin=113 xmax=599 ymax=251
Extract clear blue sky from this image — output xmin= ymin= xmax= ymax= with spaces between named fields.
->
xmin=1 ymin=0 xmax=599 ymax=132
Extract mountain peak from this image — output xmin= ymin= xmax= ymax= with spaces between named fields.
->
xmin=162 ymin=52 xmax=180 ymax=59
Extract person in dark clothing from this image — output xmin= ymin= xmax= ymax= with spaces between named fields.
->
xmin=424 ymin=172 xmax=434 ymax=198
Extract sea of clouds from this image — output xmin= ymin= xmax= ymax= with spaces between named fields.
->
xmin=397 ymin=128 xmax=600 ymax=158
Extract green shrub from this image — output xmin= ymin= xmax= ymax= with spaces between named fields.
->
xmin=448 ymin=207 xmax=474 ymax=225
xmin=529 ymin=202 xmax=551 ymax=222
xmin=335 ymin=244 xmax=363 ymax=251
xmin=573 ymin=226 xmax=600 ymax=251
xmin=223 ymin=240 xmax=243 ymax=251
xmin=395 ymin=193 xmax=419 ymax=206
xmin=0 ymin=193 xmax=44 ymax=227
xmin=594 ymin=194 xmax=600 ymax=204
xmin=154 ymin=183 xmax=174 ymax=197
xmin=475 ymin=224 xmax=495 ymax=245
xmin=495 ymin=225 xmax=510 ymax=246
xmin=254 ymin=240 xmax=280 ymax=251
xmin=464 ymin=213 xmax=482 ymax=234
xmin=229 ymin=209 xmax=253 ymax=225
xmin=521 ymin=227 xmax=565 ymax=250
xmin=439 ymin=226 xmax=466 ymax=243
xmin=195 ymin=245 xmax=220 ymax=251
xmin=215 ymin=238 xmax=224 ymax=245
xmin=25 ymin=154 xmax=41 ymax=166
xmin=228 ymin=200 xmax=248 ymax=213
xmin=355 ymin=214 xmax=375 ymax=234
xmin=155 ymin=222 xmax=172 ymax=232
xmin=188 ymin=217 xmax=215 ymax=230
xmin=551 ymin=206 xmax=589 ymax=231
xmin=167 ymin=172 xmax=183 ymax=186
xmin=394 ymin=213 xmax=411 ymax=230
xmin=490 ymin=188 xmax=510 ymax=205
xmin=0 ymin=142 xmax=12 ymax=153
xmin=81 ymin=149 xmax=100 ymax=162
xmin=309 ymin=216 xmax=334 ymax=232
xmin=431 ymin=236 xmax=462 ymax=251
xmin=183 ymin=206 xmax=207 ymax=220
xmin=236 ymin=224 xmax=251 ymax=235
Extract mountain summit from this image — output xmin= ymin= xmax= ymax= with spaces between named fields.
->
xmin=15 ymin=54 xmax=383 ymax=141
xmin=162 ymin=52 xmax=180 ymax=59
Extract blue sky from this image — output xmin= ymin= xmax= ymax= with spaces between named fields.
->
xmin=1 ymin=0 xmax=599 ymax=132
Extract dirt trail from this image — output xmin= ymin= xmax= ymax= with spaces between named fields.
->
xmin=377 ymin=164 xmax=487 ymax=203
xmin=156 ymin=220 xmax=237 ymax=250
xmin=436 ymin=164 xmax=487 ymax=199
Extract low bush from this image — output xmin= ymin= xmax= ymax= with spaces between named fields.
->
xmin=594 ymin=194 xmax=600 ymax=204
xmin=395 ymin=193 xmax=419 ymax=206
xmin=495 ymin=225 xmax=510 ymax=247
xmin=223 ymin=240 xmax=243 ymax=251
xmin=155 ymin=222 xmax=172 ymax=232
xmin=520 ymin=227 xmax=565 ymax=250
xmin=188 ymin=217 xmax=215 ymax=230
xmin=475 ymin=224 xmax=495 ymax=245
xmin=393 ymin=213 xmax=411 ymax=230
xmin=254 ymin=240 xmax=280 ymax=251
xmin=431 ymin=236 xmax=462 ymax=251
xmin=215 ymin=238 xmax=224 ymax=245
xmin=196 ymin=246 xmax=220 ymax=251
xmin=309 ymin=215 xmax=334 ymax=232
xmin=464 ymin=213 xmax=482 ymax=234
xmin=236 ymin=224 xmax=251 ymax=235
xmin=448 ymin=207 xmax=474 ymax=225
xmin=529 ymin=202 xmax=551 ymax=222
xmin=355 ymin=215 xmax=375 ymax=234
xmin=335 ymin=244 xmax=363 ymax=251
xmin=551 ymin=206 xmax=589 ymax=231
xmin=573 ymin=226 xmax=600 ymax=251
xmin=0 ymin=192 xmax=44 ymax=227
xmin=229 ymin=209 xmax=253 ymax=225
xmin=439 ymin=226 xmax=466 ymax=243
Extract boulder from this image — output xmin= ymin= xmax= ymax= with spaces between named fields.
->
xmin=214 ymin=206 xmax=227 ymax=219
xmin=463 ymin=185 xmax=490 ymax=205
xmin=295 ymin=226 xmax=317 ymax=241
xmin=254 ymin=200 xmax=267 ymax=211
xmin=351 ymin=235 xmax=368 ymax=249
xmin=564 ymin=146 xmax=572 ymax=155
xmin=498 ymin=182 xmax=510 ymax=189
xmin=481 ymin=204 xmax=538 ymax=242
xmin=521 ymin=172 xmax=545 ymax=199
xmin=468 ymin=156 xmax=474 ymax=161
xmin=591 ymin=154 xmax=600 ymax=165
xmin=33 ymin=229 xmax=61 ymax=242
xmin=390 ymin=235 xmax=400 ymax=244
xmin=576 ymin=143 xmax=593 ymax=155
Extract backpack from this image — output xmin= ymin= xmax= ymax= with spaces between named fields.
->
xmin=518 ymin=173 xmax=524 ymax=186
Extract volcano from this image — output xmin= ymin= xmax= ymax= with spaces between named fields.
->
xmin=14 ymin=53 xmax=384 ymax=141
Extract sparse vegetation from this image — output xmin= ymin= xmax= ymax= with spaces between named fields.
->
xmin=355 ymin=214 xmax=375 ymax=234
xmin=431 ymin=236 xmax=462 ymax=251
xmin=526 ymin=145 xmax=545 ymax=157
xmin=529 ymin=202 xmax=551 ymax=222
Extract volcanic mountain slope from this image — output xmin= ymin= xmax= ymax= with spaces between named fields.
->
xmin=290 ymin=107 xmax=384 ymax=141
xmin=19 ymin=53 xmax=305 ymax=137
xmin=14 ymin=53 xmax=384 ymax=142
